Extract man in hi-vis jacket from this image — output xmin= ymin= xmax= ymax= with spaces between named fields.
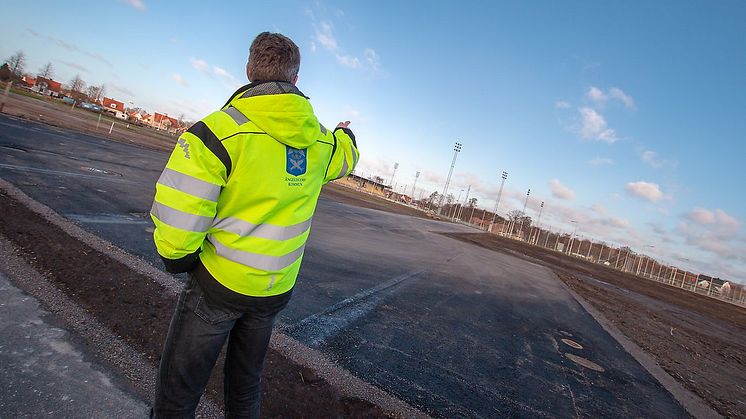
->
xmin=150 ymin=32 xmax=359 ymax=418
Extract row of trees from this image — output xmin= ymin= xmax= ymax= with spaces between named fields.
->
xmin=2 ymin=50 xmax=106 ymax=102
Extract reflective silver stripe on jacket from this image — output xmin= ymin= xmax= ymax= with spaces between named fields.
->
xmin=336 ymin=152 xmax=349 ymax=179
xmin=150 ymin=201 xmax=214 ymax=232
xmin=320 ymin=124 xmax=327 ymax=135
xmin=157 ymin=168 xmax=221 ymax=202
xmin=208 ymin=235 xmax=305 ymax=271
xmin=212 ymin=217 xmax=312 ymax=241
xmin=351 ymin=146 xmax=359 ymax=167
xmin=222 ymin=106 xmax=249 ymax=126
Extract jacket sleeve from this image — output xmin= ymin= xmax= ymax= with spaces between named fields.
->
xmin=150 ymin=122 xmax=228 ymax=273
xmin=324 ymin=127 xmax=359 ymax=183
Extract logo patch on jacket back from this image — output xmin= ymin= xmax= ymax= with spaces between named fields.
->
xmin=286 ymin=146 xmax=307 ymax=176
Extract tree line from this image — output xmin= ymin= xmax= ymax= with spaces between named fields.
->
xmin=2 ymin=50 xmax=106 ymax=102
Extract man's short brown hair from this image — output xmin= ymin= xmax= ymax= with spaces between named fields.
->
xmin=247 ymin=32 xmax=300 ymax=83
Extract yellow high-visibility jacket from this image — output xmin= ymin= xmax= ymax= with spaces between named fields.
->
xmin=151 ymin=81 xmax=358 ymax=297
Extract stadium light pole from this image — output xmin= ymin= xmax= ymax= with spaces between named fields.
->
xmin=489 ymin=171 xmax=509 ymax=228
xmin=567 ymin=220 xmax=578 ymax=254
xmin=410 ymin=171 xmax=420 ymax=200
xmin=532 ymin=201 xmax=544 ymax=244
xmin=438 ymin=142 xmax=462 ymax=211
xmin=517 ymin=188 xmax=531 ymax=240
xmin=389 ymin=162 xmax=399 ymax=188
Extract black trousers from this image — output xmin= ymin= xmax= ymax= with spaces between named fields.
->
xmin=152 ymin=274 xmax=290 ymax=418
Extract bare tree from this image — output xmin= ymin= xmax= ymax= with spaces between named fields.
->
xmin=37 ymin=62 xmax=54 ymax=80
xmin=5 ymin=50 xmax=26 ymax=78
xmin=68 ymin=74 xmax=86 ymax=98
xmin=85 ymin=84 xmax=105 ymax=102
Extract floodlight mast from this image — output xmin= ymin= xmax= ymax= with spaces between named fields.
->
xmin=410 ymin=171 xmax=420 ymax=199
xmin=389 ymin=162 xmax=399 ymax=187
xmin=516 ymin=188 xmax=530 ymax=238
xmin=438 ymin=142 xmax=462 ymax=210
xmin=489 ymin=171 xmax=508 ymax=229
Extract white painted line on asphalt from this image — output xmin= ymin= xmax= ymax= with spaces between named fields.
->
xmin=0 ymin=163 xmax=135 ymax=184
xmin=285 ymin=268 xmax=427 ymax=347
xmin=65 ymin=213 xmax=152 ymax=225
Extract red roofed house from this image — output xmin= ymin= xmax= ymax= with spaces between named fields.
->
xmin=103 ymin=97 xmax=125 ymax=113
xmin=21 ymin=75 xmax=36 ymax=88
xmin=149 ymin=112 xmax=181 ymax=132
xmin=29 ymin=77 xmax=62 ymax=96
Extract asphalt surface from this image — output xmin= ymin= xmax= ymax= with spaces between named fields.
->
xmin=0 ymin=114 xmax=689 ymax=417
xmin=0 ymin=272 xmax=148 ymax=417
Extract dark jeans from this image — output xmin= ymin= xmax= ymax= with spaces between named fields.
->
xmin=152 ymin=274 xmax=290 ymax=418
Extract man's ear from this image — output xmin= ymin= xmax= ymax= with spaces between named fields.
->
xmin=245 ymin=63 xmax=251 ymax=82
xmin=292 ymin=74 xmax=298 ymax=85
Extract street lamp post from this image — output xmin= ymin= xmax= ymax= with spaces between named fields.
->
xmin=450 ymin=189 xmax=464 ymax=219
xmin=532 ymin=201 xmax=545 ymax=244
xmin=458 ymin=185 xmax=471 ymax=221
xmin=438 ymin=142 xmax=462 ymax=211
xmin=489 ymin=171 xmax=509 ymax=229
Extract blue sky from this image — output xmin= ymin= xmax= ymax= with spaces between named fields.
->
xmin=2 ymin=0 xmax=745 ymax=283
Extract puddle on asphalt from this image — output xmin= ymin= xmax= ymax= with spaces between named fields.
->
xmin=565 ymin=353 xmax=605 ymax=372
xmin=561 ymin=338 xmax=584 ymax=350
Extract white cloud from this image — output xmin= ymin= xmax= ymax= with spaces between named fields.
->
xmin=589 ymin=157 xmax=614 ymax=166
xmin=190 ymin=58 xmax=209 ymax=74
xmin=213 ymin=66 xmax=234 ymax=80
xmin=336 ymin=55 xmax=361 ymax=69
xmin=715 ymin=209 xmax=741 ymax=232
xmin=641 ymin=150 xmax=660 ymax=167
xmin=625 ymin=181 xmax=663 ymax=202
xmin=315 ymin=21 xmax=338 ymax=51
xmin=641 ymin=149 xmax=676 ymax=169
xmin=555 ymin=100 xmax=571 ymax=109
xmin=110 ymin=83 xmax=134 ymax=97
xmin=549 ymin=179 xmax=576 ymax=200
xmin=586 ymin=86 xmax=607 ymax=105
xmin=171 ymin=73 xmax=188 ymax=87
xmin=121 ymin=0 xmax=145 ymax=11
xmin=364 ymin=48 xmax=380 ymax=71
xmin=688 ymin=207 xmax=715 ymax=224
xmin=312 ymin=19 xmax=381 ymax=72
xmin=579 ymin=107 xmax=617 ymax=143
xmin=609 ymin=87 xmax=635 ymax=109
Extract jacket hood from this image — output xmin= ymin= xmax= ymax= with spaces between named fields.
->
xmin=228 ymin=82 xmax=319 ymax=149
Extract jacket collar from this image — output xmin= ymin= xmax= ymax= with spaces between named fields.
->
xmin=223 ymin=81 xmax=308 ymax=108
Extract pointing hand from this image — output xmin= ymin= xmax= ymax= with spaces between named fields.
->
xmin=336 ymin=121 xmax=351 ymax=129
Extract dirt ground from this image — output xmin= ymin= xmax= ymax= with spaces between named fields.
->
xmin=444 ymin=232 xmax=746 ymax=418
xmin=0 ymin=189 xmax=389 ymax=418
xmin=1 ymin=90 xmax=176 ymax=151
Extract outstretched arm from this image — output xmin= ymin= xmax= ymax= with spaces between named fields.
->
xmin=324 ymin=121 xmax=359 ymax=183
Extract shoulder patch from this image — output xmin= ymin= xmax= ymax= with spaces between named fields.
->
xmin=286 ymin=146 xmax=307 ymax=176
